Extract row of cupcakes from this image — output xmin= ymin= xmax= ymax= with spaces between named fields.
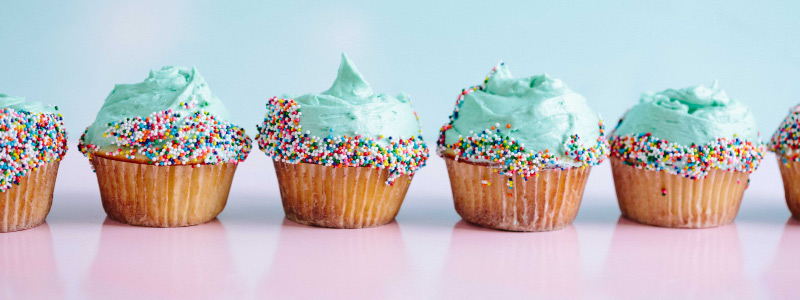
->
xmin=1 ymin=54 xmax=799 ymax=232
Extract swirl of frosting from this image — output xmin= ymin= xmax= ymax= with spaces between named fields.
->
xmin=256 ymin=54 xmax=428 ymax=184
xmin=79 ymin=66 xmax=251 ymax=165
xmin=609 ymin=82 xmax=764 ymax=178
xmin=288 ymin=54 xmax=422 ymax=143
xmin=438 ymin=63 xmax=607 ymax=173
xmin=612 ymin=81 xmax=759 ymax=145
xmin=0 ymin=94 xmax=57 ymax=114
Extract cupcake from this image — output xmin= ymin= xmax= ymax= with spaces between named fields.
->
xmin=0 ymin=94 xmax=67 ymax=232
xmin=610 ymin=82 xmax=765 ymax=228
xmin=78 ymin=67 xmax=251 ymax=227
xmin=769 ymin=105 xmax=800 ymax=219
xmin=437 ymin=63 xmax=608 ymax=232
xmin=256 ymin=54 xmax=428 ymax=229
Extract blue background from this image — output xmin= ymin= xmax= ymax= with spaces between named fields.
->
xmin=1 ymin=6 xmax=799 ymax=298
xmin=1 ymin=0 xmax=798 ymax=143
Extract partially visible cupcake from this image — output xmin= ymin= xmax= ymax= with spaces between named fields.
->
xmin=0 ymin=94 xmax=67 ymax=232
xmin=78 ymin=66 xmax=251 ymax=227
xmin=437 ymin=63 xmax=608 ymax=232
xmin=769 ymin=105 xmax=800 ymax=219
xmin=610 ymin=82 xmax=765 ymax=228
xmin=256 ymin=54 xmax=428 ymax=229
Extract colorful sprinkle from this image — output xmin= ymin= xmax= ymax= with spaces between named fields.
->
xmin=661 ymin=188 xmax=667 ymax=196
xmin=770 ymin=104 xmax=800 ymax=162
xmin=78 ymin=109 xmax=251 ymax=166
xmin=255 ymin=97 xmax=429 ymax=185
xmin=609 ymin=133 xmax=765 ymax=179
xmin=0 ymin=108 xmax=68 ymax=192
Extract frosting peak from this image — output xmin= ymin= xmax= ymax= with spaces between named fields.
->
xmin=613 ymin=82 xmax=759 ymax=146
xmin=79 ymin=66 xmax=251 ymax=165
xmin=100 ymin=66 xmax=230 ymax=121
xmin=256 ymin=54 xmax=428 ymax=184
xmin=322 ymin=54 xmax=373 ymax=99
xmin=282 ymin=54 xmax=420 ymax=144
xmin=484 ymin=64 xmax=566 ymax=98
xmin=609 ymin=82 xmax=764 ymax=178
xmin=644 ymin=81 xmax=732 ymax=114
xmin=438 ymin=63 xmax=608 ymax=176
xmin=82 ymin=66 xmax=234 ymax=149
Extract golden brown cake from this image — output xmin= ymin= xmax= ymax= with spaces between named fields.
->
xmin=0 ymin=96 xmax=68 ymax=233
xmin=444 ymin=156 xmax=589 ymax=231
xmin=273 ymin=161 xmax=411 ymax=228
xmin=90 ymin=153 xmax=238 ymax=227
xmin=611 ymin=157 xmax=748 ymax=228
xmin=0 ymin=161 xmax=61 ymax=232
xmin=770 ymin=104 xmax=800 ymax=219
xmin=256 ymin=55 xmax=428 ymax=229
xmin=436 ymin=63 xmax=608 ymax=232
xmin=609 ymin=82 xmax=765 ymax=228
xmin=78 ymin=67 xmax=251 ymax=227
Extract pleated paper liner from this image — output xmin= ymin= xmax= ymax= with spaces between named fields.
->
xmin=776 ymin=157 xmax=800 ymax=219
xmin=273 ymin=161 xmax=412 ymax=229
xmin=610 ymin=157 xmax=749 ymax=229
xmin=443 ymin=156 xmax=591 ymax=232
xmin=91 ymin=153 xmax=238 ymax=228
xmin=0 ymin=161 xmax=60 ymax=233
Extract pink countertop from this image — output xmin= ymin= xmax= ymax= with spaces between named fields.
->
xmin=1 ymin=147 xmax=798 ymax=299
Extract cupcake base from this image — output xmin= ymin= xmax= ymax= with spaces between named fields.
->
xmin=92 ymin=154 xmax=237 ymax=228
xmin=0 ymin=161 xmax=60 ymax=233
xmin=776 ymin=157 xmax=800 ymax=220
xmin=444 ymin=157 xmax=590 ymax=232
xmin=611 ymin=157 xmax=748 ymax=228
xmin=273 ymin=161 xmax=412 ymax=229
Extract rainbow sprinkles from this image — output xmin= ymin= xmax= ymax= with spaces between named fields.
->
xmin=78 ymin=109 xmax=251 ymax=166
xmin=0 ymin=108 xmax=68 ymax=192
xmin=610 ymin=132 xmax=765 ymax=180
xmin=256 ymin=97 xmax=429 ymax=185
xmin=769 ymin=104 xmax=800 ymax=163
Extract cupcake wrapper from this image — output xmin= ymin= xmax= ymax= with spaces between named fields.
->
xmin=92 ymin=155 xmax=237 ymax=228
xmin=0 ymin=161 xmax=60 ymax=233
xmin=444 ymin=157 xmax=590 ymax=232
xmin=273 ymin=161 xmax=411 ymax=229
xmin=611 ymin=157 xmax=748 ymax=228
xmin=776 ymin=157 xmax=800 ymax=219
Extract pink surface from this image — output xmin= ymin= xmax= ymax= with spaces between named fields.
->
xmin=1 ymin=147 xmax=799 ymax=299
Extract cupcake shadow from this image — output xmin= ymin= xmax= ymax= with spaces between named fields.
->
xmin=82 ymin=218 xmax=241 ymax=300
xmin=599 ymin=218 xmax=753 ymax=299
xmin=762 ymin=218 xmax=800 ymax=299
xmin=258 ymin=219 xmax=412 ymax=299
xmin=437 ymin=221 xmax=581 ymax=299
xmin=0 ymin=223 xmax=65 ymax=299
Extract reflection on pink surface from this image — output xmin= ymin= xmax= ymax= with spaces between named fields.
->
xmin=0 ymin=223 xmax=64 ymax=300
xmin=260 ymin=219 xmax=411 ymax=299
xmin=439 ymin=221 xmax=581 ymax=299
xmin=763 ymin=219 xmax=800 ymax=300
xmin=601 ymin=218 xmax=753 ymax=299
xmin=83 ymin=219 xmax=241 ymax=300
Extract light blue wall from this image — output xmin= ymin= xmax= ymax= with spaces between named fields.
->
xmin=1 ymin=0 xmax=798 ymax=144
